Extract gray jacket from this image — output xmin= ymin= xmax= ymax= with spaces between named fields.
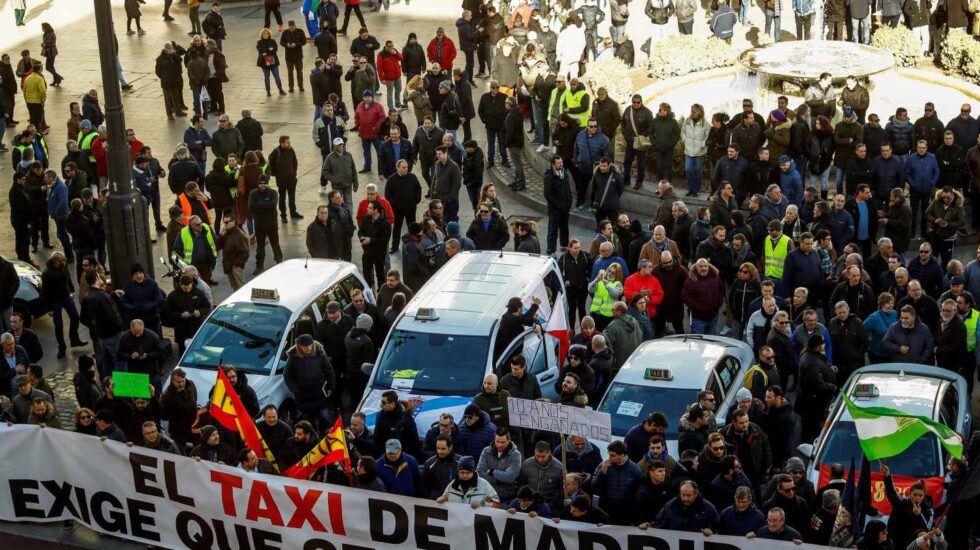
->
xmin=476 ymin=441 xmax=523 ymax=501
xmin=320 ymin=150 xmax=358 ymax=190
xmin=519 ymin=457 xmax=565 ymax=512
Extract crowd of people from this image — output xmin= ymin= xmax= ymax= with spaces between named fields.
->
xmin=1 ymin=0 xmax=980 ymax=548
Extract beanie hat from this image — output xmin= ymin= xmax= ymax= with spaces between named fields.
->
xmin=464 ymin=403 xmax=481 ymax=417
xmin=131 ymin=263 xmax=145 ymax=275
xmin=735 ymin=387 xmax=752 ymax=402
xmin=356 ymin=313 xmax=373 ymax=331
xmin=458 ymin=456 xmax=476 ymax=472
xmin=771 ymin=110 xmax=786 ymax=122
xmin=439 ymin=80 xmax=452 ymax=90
xmin=446 ymin=220 xmax=460 ymax=236
xmin=808 ymin=333 xmax=825 ymax=348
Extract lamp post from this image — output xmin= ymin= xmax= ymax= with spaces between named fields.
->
xmin=93 ymin=0 xmax=154 ymax=279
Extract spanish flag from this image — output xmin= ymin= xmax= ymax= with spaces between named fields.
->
xmin=283 ymin=418 xmax=351 ymax=480
xmin=210 ymin=368 xmax=280 ymax=472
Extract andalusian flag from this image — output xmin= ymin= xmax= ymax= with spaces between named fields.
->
xmin=210 ymin=369 xmax=280 ymax=472
xmin=283 ymin=418 xmax=351 ymax=480
xmin=843 ymin=393 xmax=963 ymax=461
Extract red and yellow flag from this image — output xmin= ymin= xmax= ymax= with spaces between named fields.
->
xmin=283 ymin=418 xmax=351 ymax=480
xmin=210 ymin=368 xmax=280 ymax=472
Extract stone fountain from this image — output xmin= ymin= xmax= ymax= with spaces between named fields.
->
xmin=737 ymin=41 xmax=896 ymax=90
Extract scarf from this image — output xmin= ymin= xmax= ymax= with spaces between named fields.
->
xmin=652 ymin=237 xmax=670 ymax=253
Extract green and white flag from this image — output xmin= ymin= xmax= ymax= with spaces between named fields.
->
xmin=843 ymin=393 xmax=963 ymax=461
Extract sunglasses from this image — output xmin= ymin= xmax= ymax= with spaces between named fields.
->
xmin=710 ymin=445 xmax=725 ymax=451
xmin=79 ymin=415 xmax=92 ymax=420
xmin=479 ymin=210 xmax=489 ymax=214
xmin=588 ymin=125 xmax=597 ymax=129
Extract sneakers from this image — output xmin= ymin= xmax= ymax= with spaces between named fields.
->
xmin=536 ymin=144 xmax=549 ymax=153
xmin=319 ymin=185 xmax=327 ymax=194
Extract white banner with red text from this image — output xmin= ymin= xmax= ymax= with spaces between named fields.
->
xmin=0 ymin=425 xmax=830 ymax=550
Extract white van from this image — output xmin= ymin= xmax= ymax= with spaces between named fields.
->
xmin=175 ymin=259 xmax=374 ymax=423
xmin=358 ymin=251 xmax=567 ymax=438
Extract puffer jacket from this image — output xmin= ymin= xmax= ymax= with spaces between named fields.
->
xmin=906 ymin=151 xmax=940 ymax=195
xmin=885 ymin=116 xmax=915 ymax=155
xmin=519 ymin=457 xmax=565 ymax=512
xmin=651 ymin=111 xmax=680 ymax=153
xmin=653 ymin=494 xmax=720 ymax=532
xmin=283 ymin=342 xmax=336 ymax=415
xmin=681 ymin=117 xmax=710 ymax=157
xmin=592 ymin=458 xmax=643 ymax=513
xmin=445 ymin=476 xmax=499 ymax=507
xmin=924 ymin=188 xmax=966 ymax=241
xmin=455 ymin=409 xmax=497 ymax=460
xmin=375 ymin=454 xmax=420 ymax=497
xmin=476 ymin=440 xmax=522 ymax=500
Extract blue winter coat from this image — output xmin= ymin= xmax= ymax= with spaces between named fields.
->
xmin=375 ymin=453 xmax=421 ymax=497
xmin=906 ymin=152 xmax=940 ymax=195
xmin=591 ymin=255 xmax=630 ymax=279
xmin=719 ymin=504 xmax=767 ymax=536
xmin=779 ymin=162 xmax=804 ymax=207
xmin=573 ymin=130 xmax=611 ymax=171
xmin=121 ymin=277 xmax=164 ymax=318
xmin=46 ymin=179 xmax=68 ymax=220
xmin=863 ymin=308 xmax=898 ymax=358
xmin=830 ymin=207 xmax=854 ymax=251
xmin=592 ymin=459 xmax=642 ymax=509
xmin=872 ymin=155 xmax=906 ymax=197
xmin=653 ymin=495 xmax=721 ymax=532
xmin=132 ymin=167 xmax=153 ymax=197
xmin=782 ymin=248 xmax=822 ymax=300
xmin=505 ymin=499 xmax=554 ymax=518
xmin=183 ymin=126 xmax=213 ymax=164
xmin=882 ymin=320 xmax=934 ymax=364
xmin=454 ymin=409 xmax=497 ymax=460
xmin=624 ymin=421 xmax=654 ymax=462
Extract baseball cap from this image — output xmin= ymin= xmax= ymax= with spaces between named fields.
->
xmin=385 ymin=439 xmax=402 ymax=453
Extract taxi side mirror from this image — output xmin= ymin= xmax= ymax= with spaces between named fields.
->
xmin=361 ymin=362 xmax=374 ymax=376
xmin=796 ymin=443 xmax=814 ymax=460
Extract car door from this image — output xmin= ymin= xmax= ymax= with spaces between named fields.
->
xmin=276 ymin=303 xmax=322 ymax=374
xmin=709 ymin=355 xmax=742 ymax=423
xmin=525 ymin=332 xmax=560 ymax=401
xmin=493 ymin=328 xmax=535 ymax=375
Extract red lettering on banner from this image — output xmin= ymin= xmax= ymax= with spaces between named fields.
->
xmin=245 ymin=480 xmax=285 ymax=526
xmin=210 ymin=470 xmax=243 ymax=517
xmin=817 ymin=465 xmax=944 ymax=516
xmin=328 ymin=492 xmax=346 ymax=535
xmin=284 ymin=486 xmax=327 ymax=532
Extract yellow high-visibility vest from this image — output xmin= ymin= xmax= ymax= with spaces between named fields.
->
xmin=764 ymin=235 xmax=791 ymax=279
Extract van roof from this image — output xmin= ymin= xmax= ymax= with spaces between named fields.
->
xmin=223 ymin=259 xmax=356 ymax=312
xmin=399 ymin=251 xmax=557 ymax=334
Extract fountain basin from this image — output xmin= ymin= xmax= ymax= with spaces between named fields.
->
xmin=737 ymin=41 xmax=896 ymax=88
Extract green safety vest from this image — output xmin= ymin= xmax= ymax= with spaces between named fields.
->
xmin=224 ymin=165 xmax=240 ymax=198
xmin=547 ymin=87 xmax=570 ymax=122
xmin=764 ymin=235 xmax=790 ymax=279
xmin=565 ymin=89 xmax=591 ymax=127
xmin=78 ymin=131 xmax=98 ymax=164
xmin=179 ymin=224 xmax=217 ymax=264
xmin=590 ymin=280 xmax=618 ymax=317
xmin=964 ymin=308 xmax=978 ymax=352
xmin=743 ymin=364 xmax=768 ymax=392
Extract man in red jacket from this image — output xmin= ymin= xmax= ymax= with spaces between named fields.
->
xmin=426 ymin=27 xmax=457 ymax=72
xmin=623 ymin=259 xmax=665 ymax=321
xmin=355 ymin=183 xmax=394 ymax=226
xmin=354 ymin=90 xmax=386 ymax=174
xmin=376 ymin=40 xmax=405 ymax=112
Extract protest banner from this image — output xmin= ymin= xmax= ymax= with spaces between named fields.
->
xmin=0 ymin=425 xmax=830 ymax=550
xmin=111 ymin=372 xmax=151 ymax=399
xmin=507 ymin=397 xmax=612 ymax=442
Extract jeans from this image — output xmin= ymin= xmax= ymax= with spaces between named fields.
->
xmin=444 ymin=200 xmax=460 ymax=224
xmin=189 ymin=6 xmax=202 ymax=34
xmin=765 ymin=10 xmax=781 ymax=41
xmin=739 ymin=2 xmax=750 ymax=22
xmin=655 ymin=149 xmax=674 ymax=182
xmin=116 ymin=59 xmax=128 ymax=86
xmin=815 ymin=164 xmax=831 ymax=195
xmin=50 ymin=299 xmax=81 ymax=348
xmin=531 ymin=102 xmax=548 ymax=144
xmin=610 ymin=24 xmax=627 ymax=42
xmin=882 ymin=15 xmax=900 ymax=28
xmin=262 ymin=66 xmax=284 ymax=93
xmin=690 ymin=315 xmax=718 ymax=335
xmin=96 ymin=334 xmax=121 ymax=378
xmin=623 ymin=143 xmax=647 ymax=185
xmin=54 ymin=218 xmax=72 ymax=256
xmin=795 ymin=12 xmax=813 ymax=39
xmin=463 ymin=50 xmax=475 ymax=81
xmin=285 ymin=59 xmax=304 ymax=91
xmin=361 ymin=138 xmax=381 ymax=170
xmin=191 ymin=85 xmax=203 ymax=116
xmin=850 ymin=16 xmax=870 ymax=44
xmin=45 ymin=56 xmax=63 ymax=85
xmin=835 ymin=165 xmax=846 ymax=195
xmin=685 ymin=155 xmax=704 ymax=194
xmin=466 ymin=185 xmax=481 ymax=211
xmin=547 ymin=211 xmax=570 ymax=255
xmin=254 ymin=224 xmax=283 ymax=269
xmin=384 ymin=79 xmax=402 ymax=111
xmin=508 ymin=146 xmax=525 ymax=187
xmin=485 ymin=128 xmax=508 ymax=164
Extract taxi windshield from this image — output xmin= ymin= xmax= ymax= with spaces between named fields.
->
xmin=598 ymin=382 xmax=693 ymax=438
xmin=818 ymin=421 xmax=940 ymax=478
xmin=181 ymin=302 xmax=290 ymax=374
xmin=372 ymin=329 xmax=489 ymax=395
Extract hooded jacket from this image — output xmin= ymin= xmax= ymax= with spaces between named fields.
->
xmin=373 ymin=401 xmax=421 ymax=458
xmin=283 ymin=341 xmax=336 ymax=414
xmin=682 ymin=264 xmax=726 ymax=321
xmin=924 ymin=188 xmax=965 ymax=241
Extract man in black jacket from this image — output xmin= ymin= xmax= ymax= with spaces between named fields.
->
xmin=154 ymin=42 xmax=186 ymax=120
xmin=80 ymin=271 xmax=125 ymax=376
xmin=202 ymin=2 xmax=227 ymax=50
xmin=385 ymin=160 xmax=423 ymax=253
xmin=306 ymin=204 xmax=335 ymax=259
xmin=543 ymin=155 xmax=572 ymax=255
xmin=8 ymin=172 xmax=32 ymax=263
xmin=358 ymin=200 xmax=392 ymax=290
xmin=268 ymin=136 xmax=300 ymax=221
xmin=466 ymin=206 xmax=509 ymax=250
xmin=162 ymin=275 xmax=210 ymax=355
xmin=235 ymin=110 xmax=264 ymax=155
xmin=326 ymin=190 xmax=355 ymax=261
xmin=493 ymin=296 xmax=541 ymax=363
xmin=116 ymin=319 xmax=164 ymax=391
xmin=280 ymin=20 xmax=307 ymax=93
xmin=284 ymin=335 xmax=336 ymax=431
xmin=248 ymin=175 xmax=282 ymax=274
xmin=478 ymin=82 xmax=509 ymax=167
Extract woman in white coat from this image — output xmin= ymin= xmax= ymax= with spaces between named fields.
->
xmin=436 ymin=456 xmax=500 ymax=508
xmin=680 ymin=103 xmax=711 ymax=195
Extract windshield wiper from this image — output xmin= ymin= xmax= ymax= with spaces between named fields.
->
xmin=208 ymin=318 xmax=278 ymax=346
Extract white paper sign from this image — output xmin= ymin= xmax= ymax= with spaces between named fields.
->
xmin=507 ymin=397 xmax=613 ymax=441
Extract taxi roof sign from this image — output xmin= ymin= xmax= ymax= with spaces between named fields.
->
xmin=416 ymin=307 xmax=439 ymax=321
xmin=853 ymin=383 xmax=879 ymax=398
xmin=251 ymin=288 xmax=280 ymax=301
xmin=644 ymin=368 xmax=673 ymax=381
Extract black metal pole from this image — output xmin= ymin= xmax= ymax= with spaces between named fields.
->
xmin=93 ymin=0 xmax=154 ymax=280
